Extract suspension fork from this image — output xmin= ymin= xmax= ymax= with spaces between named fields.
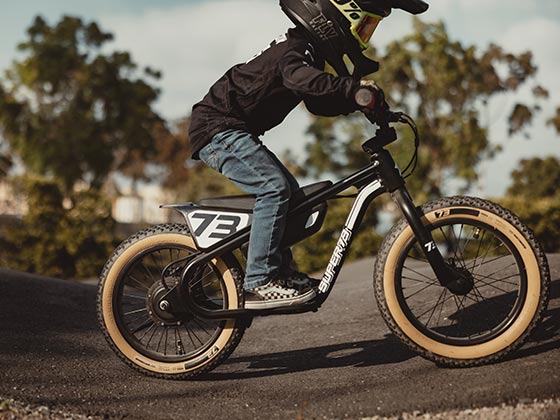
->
xmin=372 ymin=150 xmax=452 ymax=287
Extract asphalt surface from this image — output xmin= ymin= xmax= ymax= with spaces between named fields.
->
xmin=0 ymin=255 xmax=559 ymax=420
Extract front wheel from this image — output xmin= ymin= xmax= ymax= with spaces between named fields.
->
xmin=374 ymin=196 xmax=550 ymax=367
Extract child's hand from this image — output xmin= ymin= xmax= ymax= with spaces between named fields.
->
xmin=354 ymin=80 xmax=386 ymax=110
xmin=355 ymin=80 xmax=389 ymax=122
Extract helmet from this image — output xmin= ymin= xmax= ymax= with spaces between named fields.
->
xmin=279 ymin=0 xmax=427 ymax=79
xmin=280 ymin=0 xmax=391 ymax=78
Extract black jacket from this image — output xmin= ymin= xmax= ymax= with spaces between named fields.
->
xmin=188 ymin=28 xmax=361 ymax=158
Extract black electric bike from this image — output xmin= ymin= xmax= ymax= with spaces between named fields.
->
xmin=97 ymin=110 xmax=550 ymax=379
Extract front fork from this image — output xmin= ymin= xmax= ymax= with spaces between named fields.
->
xmin=391 ymin=188 xmax=454 ymax=287
xmin=372 ymin=149 xmax=453 ymax=288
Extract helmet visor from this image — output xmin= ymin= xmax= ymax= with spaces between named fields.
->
xmin=354 ymin=14 xmax=382 ymax=49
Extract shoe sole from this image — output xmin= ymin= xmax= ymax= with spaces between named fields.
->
xmin=245 ymin=289 xmax=316 ymax=310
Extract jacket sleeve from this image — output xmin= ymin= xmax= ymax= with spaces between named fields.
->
xmin=279 ymin=38 xmax=360 ymax=116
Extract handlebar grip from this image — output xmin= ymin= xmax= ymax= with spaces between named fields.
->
xmin=393 ymin=0 xmax=429 ymax=15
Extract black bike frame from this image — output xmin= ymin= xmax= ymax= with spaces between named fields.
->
xmin=166 ymin=145 xmax=453 ymax=320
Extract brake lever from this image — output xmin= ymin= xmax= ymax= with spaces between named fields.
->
xmin=364 ymin=108 xmax=402 ymax=124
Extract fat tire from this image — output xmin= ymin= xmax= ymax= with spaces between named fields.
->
xmin=374 ymin=196 xmax=550 ymax=367
xmin=97 ymin=224 xmax=246 ymax=379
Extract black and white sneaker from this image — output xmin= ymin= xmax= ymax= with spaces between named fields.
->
xmin=276 ymin=271 xmax=320 ymax=292
xmin=244 ymin=280 xmax=316 ymax=310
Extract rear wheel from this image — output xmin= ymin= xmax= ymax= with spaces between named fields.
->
xmin=97 ymin=224 xmax=245 ymax=379
xmin=374 ymin=197 xmax=550 ymax=366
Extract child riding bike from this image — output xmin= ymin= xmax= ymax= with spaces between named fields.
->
xmin=188 ymin=0 xmax=428 ymax=309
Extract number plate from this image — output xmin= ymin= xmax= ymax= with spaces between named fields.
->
xmin=186 ymin=210 xmax=251 ymax=249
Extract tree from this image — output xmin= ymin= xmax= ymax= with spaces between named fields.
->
xmin=507 ymin=157 xmax=560 ymax=200
xmin=0 ymin=175 xmax=115 ymax=278
xmin=152 ymin=117 xmax=241 ymax=202
xmin=0 ymin=16 xmax=164 ymax=194
xmin=0 ymin=149 xmax=11 ymax=179
xmin=548 ymin=107 xmax=560 ymax=134
xmin=499 ymin=156 xmax=560 ymax=253
xmin=303 ymin=19 xmax=547 ymax=202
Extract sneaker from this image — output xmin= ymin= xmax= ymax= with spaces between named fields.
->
xmin=244 ymin=280 xmax=316 ymax=309
xmin=276 ymin=271 xmax=320 ymax=292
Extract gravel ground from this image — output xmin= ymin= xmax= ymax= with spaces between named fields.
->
xmin=2 ymin=397 xmax=559 ymax=420
xmin=360 ymin=399 xmax=560 ymax=420
xmin=0 ymin=398 xmax=101 ymax=420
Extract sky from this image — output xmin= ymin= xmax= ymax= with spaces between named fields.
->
xmin=1 ymin=0 xmax=559 ymax=196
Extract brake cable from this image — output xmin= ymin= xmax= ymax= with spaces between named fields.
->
xmin=395 ymin=112 xmax=420 ymax=179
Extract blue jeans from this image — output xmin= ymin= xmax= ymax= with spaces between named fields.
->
xmin=198 ymin=129 xmax=300 ymax=290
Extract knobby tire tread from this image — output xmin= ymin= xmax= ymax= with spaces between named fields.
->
xmin=97 ymin=224 xmax=246 ymax=380
xmin=373 ymin=196 xmax=550 ymax=367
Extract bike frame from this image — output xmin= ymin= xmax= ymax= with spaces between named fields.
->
xmin=162 ymin=139 xmax=455 ymax=320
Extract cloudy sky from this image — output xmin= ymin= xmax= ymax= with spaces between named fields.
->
xmin=1 ymin=0 xmax=559 ymax=196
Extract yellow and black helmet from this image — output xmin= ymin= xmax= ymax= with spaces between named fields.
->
xmin=280 ymin=0 xmax=428 ymax=78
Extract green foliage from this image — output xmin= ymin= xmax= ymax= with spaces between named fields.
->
xmin=292 ymin=195 xmax=382 ymax=273
xmin=0 ymin=176 xmax=115 ymax=278
xmin=498 ymin=196 xmax=560 ymax=253
xmin=547 ymin=107 xmax=560 ymax=134
xmin=0 ymin=137 xmax=11 ymax=179
xmin=0 ymin=15 xmax=164 ymax=193
xmin=507 ymin=157 xmax=560 ymax=200
xmin=499 ymin=156 xmax=560 ymax=253
xmin=0 ymin=153 xmax=11 ymax=179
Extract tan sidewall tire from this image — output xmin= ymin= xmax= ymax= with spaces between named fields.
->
xmin=382 ymin=207 xmax=541 ymax=360
xmin=100 ymin=232 xmax=239 ymax=375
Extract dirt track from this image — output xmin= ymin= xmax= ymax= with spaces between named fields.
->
xmin=0 ymin=256 xmax=559 ymax=420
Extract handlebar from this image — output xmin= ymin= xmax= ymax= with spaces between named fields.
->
xmin=361 ymin=108 xmax=420 ymax=178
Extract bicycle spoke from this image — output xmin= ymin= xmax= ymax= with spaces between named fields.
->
xmin=136 ymin=321 xmax=154 ymax=341
xmin=127 ymin=274 xmax=150 ymax=291
xmin=187 ymin=325 xmax=205 ymax=346
xmin=423 ymin=288 xmax=449 ymax=328
xmin=449 ymin=224 xmax=468 ymax=269
xmin=474 ymin=260 xmax=518 ymax=282
xmin=151 ymin=251 xmax=164 ymax=274
xmin=129 ymin=318 xmax=153 ymax=335
xmin=460 ymin=226 xmax=477 ymax=257
xmin=404 ymin=281 xmax=441 ymax=300
xmin=145 ymin=325 xmax=159 ymax=348
xmin=156 ymin=327 xmax=166 ymax=353
xmin=140 ymin=262 xmax=157 ymax=284
xmin=472 ymin=270 xmax=520 ymax=288
xmin=188 ymin=267 xmax=217 ymax=289
xmin=470 ymin=229 xmax=487 ymax=271
xmin=192 ymin=318 xmax=213 ymax=336
xmin=472 ymin=277 xmax=515 ymax=294
xmin=122 ymin=293 xmax=146 ymax=300
xmin=123 ymin=307 xmax=148 ymax=316
xmin=403 ymin=263 xmax=438 ymax=283
xmin=184 ymin=325 xmax=197 ymax=349
xmin=439 ymin=226 xmax=461 ymax=263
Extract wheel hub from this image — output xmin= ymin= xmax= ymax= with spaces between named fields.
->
xmin=444 ymin=261 xmax=474 ymax=296
xmin=147 ymin=283 xmax=192 ymax=325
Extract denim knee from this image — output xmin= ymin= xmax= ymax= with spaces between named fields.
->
xmin=262 ymin=174 xmax=292 ymax=204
